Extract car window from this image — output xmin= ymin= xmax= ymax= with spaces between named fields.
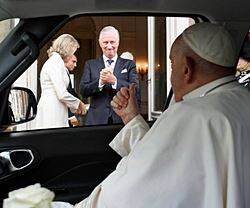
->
xmin=0 ymin=19 xmax=19 ymax=43
xmin=3 ymin=15 xmax=195 ymax=131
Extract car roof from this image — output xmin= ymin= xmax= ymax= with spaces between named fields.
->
xmin=0 ymin=0 xmax=250 ymax=21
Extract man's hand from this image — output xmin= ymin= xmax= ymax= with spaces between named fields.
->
xmin=76 ymin=101 xmax=87 ymax=115
xmin=100 ymin=67 xmax=117 ymax=85
xmin=111 ymin=84 xmax=139 ymax=124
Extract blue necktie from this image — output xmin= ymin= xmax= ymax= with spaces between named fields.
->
xmin=107 ymin=59 xmax=114 ymax=66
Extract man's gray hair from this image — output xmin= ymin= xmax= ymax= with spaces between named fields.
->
xmin=120 ymin=51 xmax=134 ymax=60
xmin=99 ymin=26 xmax=120 ymax=41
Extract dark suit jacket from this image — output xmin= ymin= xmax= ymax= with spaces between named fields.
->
xmin=67 ymin=78 xmax=80 ymax=126
xmin=80 ymin=56 xmax=140 ymax=125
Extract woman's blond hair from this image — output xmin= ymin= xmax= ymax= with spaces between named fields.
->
xmin=47 ymin=34 xmax=80 ymax=58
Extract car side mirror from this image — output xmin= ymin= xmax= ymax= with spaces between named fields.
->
xmin=8 ymin=87 xmax=37 ymax=124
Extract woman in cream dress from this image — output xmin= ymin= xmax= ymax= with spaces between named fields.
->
xmin=35 ymin=34 xmax=86 ymax=129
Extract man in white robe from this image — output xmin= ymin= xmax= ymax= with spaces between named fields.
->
xmin=75 ymin=23 xmax=250 ymax=208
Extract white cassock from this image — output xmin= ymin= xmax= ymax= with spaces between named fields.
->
xmin=75 ymin=75 xmax=250 ymax=208
xmin=35 ymin=52 xmax=80 ymax=129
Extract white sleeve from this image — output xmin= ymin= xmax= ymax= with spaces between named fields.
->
xmin=74 ymin=184 xmax=103 ymax=208
xmin=109 ymin=114 xmax=150 ymax=157
xmin=46 ymin=55 xmax=80 ymax=112
xmin=111 ymin=80 xmax=117 ymax=89
xmin=98 ymin=78 xmax=104 ymax=91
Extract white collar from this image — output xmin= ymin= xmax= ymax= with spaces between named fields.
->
xmin=103 ymin=54 xmax=118 ymax=63
xmin=183 ymin=75 xmax=237 ymax=101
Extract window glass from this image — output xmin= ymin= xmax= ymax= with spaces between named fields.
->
xmin=0 ymin=19 xmax=19 ymax=43
xmin=4 ymin=16 xmax=194 ymax=131
xmin=148 ymin=17 xmax=194 ymax=120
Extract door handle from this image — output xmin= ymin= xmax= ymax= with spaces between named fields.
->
xmin=0 ymin=149 xmax=34 ymax=172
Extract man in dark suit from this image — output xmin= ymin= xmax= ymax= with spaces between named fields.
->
xmin=80 ymin=26 xmax=140 ymax=125
xmin=64 ymin=55 xmax=84 ymax=126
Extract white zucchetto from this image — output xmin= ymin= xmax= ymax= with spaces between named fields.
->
xmin=182 ymin=22 xmax=237 ymax=67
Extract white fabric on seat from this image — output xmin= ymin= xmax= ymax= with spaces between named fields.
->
xmin=52 ymin=201 xmax=73 ymax=208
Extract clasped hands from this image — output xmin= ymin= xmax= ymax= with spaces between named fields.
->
xmin=100 ymin=67 xmax=117 ymax=85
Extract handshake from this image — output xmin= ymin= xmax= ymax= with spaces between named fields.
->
xmin=76 ymin=101 xmax=87 ymax=115
xmin=100 ymin=67 xmax=117 ymax=85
